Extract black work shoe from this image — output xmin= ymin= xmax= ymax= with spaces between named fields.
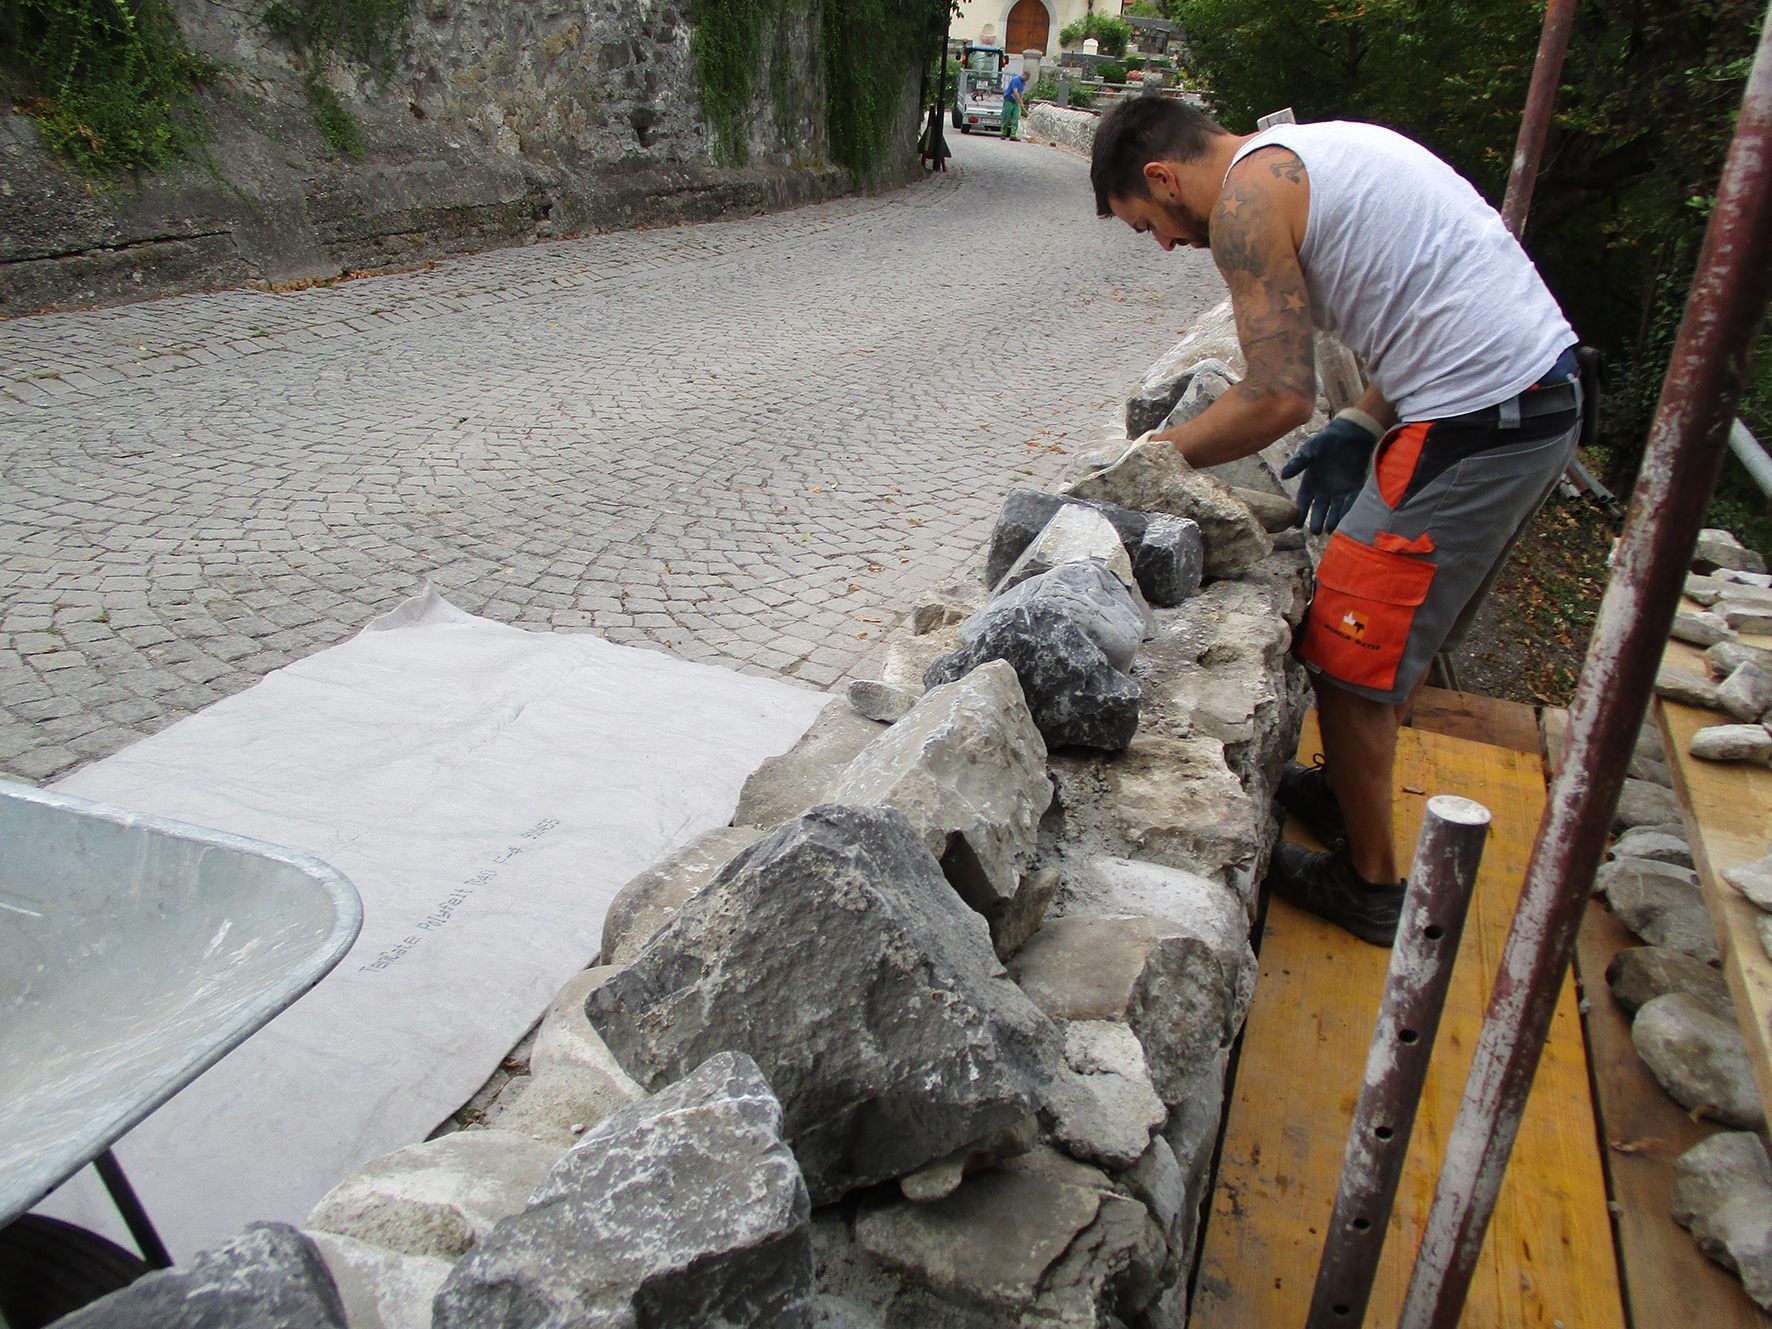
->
xmin=1265 ymin=840 xmax=1404 ymax=947
xmin=1276 ymin=756 xmax=1350 ymax=849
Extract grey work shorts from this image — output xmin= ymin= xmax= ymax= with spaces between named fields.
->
xmin=1299 ymin=377 xmax=1583 ymax=705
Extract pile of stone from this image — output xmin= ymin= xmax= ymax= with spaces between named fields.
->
xmin=1657 ymin=536 xmax=1772 ymax=769
xmin=1595 ymin=721 xmax=1772 ymax=1309
xmin=55 ymin=340 xmax=1315 ymax=1328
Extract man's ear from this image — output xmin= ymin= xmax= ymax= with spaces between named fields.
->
xmin=1141 ymin=161 xmax=1178 ymax=199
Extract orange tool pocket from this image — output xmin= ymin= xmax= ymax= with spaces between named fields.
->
xmin=1300 ymin=530 xmax=1438 ymax=692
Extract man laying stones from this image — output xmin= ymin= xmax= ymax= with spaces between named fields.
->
xmin=1092 ymin=98 xmax=1581 ymax=946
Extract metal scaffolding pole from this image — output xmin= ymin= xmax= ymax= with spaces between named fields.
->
xmin=1501 ymin=0 xmax=1580 ymax=236
xmin=1398 ymin=6 xmax=1772 ymax=1324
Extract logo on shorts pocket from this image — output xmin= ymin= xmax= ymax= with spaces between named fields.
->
xmin=1339 ymin=609 xmax=1370 ymax=642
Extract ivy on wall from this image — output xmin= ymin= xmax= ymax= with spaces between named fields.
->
xmin=689 ymin=0 xmax=947 ymax=180
xmin=261 ymin=0 xmax=412 ymax=159
xmin=0 ymin=0 xmax=214 ymax=172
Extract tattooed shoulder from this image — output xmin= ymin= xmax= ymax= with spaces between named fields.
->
xmin=1265 ymin=150 xmax=1306 ymax=184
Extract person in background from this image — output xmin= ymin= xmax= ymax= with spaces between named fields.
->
xmin=1002 ymin=67 xmax=1028 ymax=141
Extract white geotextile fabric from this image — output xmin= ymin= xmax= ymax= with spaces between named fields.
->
xmin=37 ymin=589 xmax=831 ymax=1258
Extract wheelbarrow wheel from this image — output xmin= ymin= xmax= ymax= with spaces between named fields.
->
xmin=0 ymin=1215 xmax=150 ymax=1328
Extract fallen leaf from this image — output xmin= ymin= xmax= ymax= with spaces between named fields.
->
xmin=1402 ymin=784 xmax=1427 ymax=795
xmin=1608 ymin=1137 xmax=1665 ymax=1155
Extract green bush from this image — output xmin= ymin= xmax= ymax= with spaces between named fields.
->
xmin=1123 ymin=56 xmax=1144 ymax=72
xmin=1058 ymin=13 xmax=1131 ymax=58
xmin=0 ymin=0 xmax=214 ymax=171
xmin=1033 ymin=71 xmax=1095 ymax=110
xmin=1095 ymin=60 xmax=1127 ymax=84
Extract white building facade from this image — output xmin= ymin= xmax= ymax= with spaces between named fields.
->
xmin=951 ymin=0 xmax=1129 ymax=59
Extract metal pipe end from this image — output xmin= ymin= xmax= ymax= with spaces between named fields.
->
xmin=1425 ymin=794 xmax=1493 ymax=827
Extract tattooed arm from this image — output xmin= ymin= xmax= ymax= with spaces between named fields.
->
xmin=1156 ymin=148 xmax=1319 ymax=467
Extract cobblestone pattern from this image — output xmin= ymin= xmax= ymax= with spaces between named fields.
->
xmin=0 ymin=134 xmax=1222 ymax=783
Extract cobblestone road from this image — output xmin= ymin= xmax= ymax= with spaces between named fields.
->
xmin=1 ymin=131 xmax=1222 ymax=783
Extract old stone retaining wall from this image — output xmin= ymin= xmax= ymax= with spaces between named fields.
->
xmin=56 ymin=306 xmax=1331 ymax=1329
xmin=1 ymin=1 xmax=917 ymax=315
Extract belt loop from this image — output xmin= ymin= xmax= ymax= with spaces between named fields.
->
xmin=1498 ymin=395 xmax=1521 ymax=429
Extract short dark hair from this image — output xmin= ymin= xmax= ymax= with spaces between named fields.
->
xmin=1091 ymin=99 xmax=1228 ymax=216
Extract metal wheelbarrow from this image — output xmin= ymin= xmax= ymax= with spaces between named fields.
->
xmin=0 ymin=779 xmax=362 ymax=1325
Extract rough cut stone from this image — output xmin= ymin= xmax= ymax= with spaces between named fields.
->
xmin=530 ymin=966 xmax=640 ymax=1091
xmin=1605 ymin=946 xmax=1733 ymax=1020
xmin=307 ymin=1130 xmax=563 ymax=1259
xmin=1720 ymin=662 xmax=1772 ymax=722
xmin=925 ymin=601 xmax=1140 ymax=753
xmin=1064 ymin=438 xmax=1274 ymax=578
xmin=1608 ymin=828 xmax=1695 ymax=868
xmin=1229 ymin=486 xmax=1301 ymax=533
xmin=433 ymin=1053 xmax=810 ymax=1329
xmin=492 ymin=1063 xmax=645 ymax=1146
xmin=879 ymin=624 xmax=964 ymax=692
xmin=1047 ymin=1020 xmax=1167 ymax=1168
xmin=1686 ymin=575 xmax=1729 ymax=606
xmin=1672 ymin=610 xmax=1734 ymax=647
xmin=1695 ymin=529 xmax=1769 ymax=575
xmin=1125 ymin=357 xmax=1236 ymax=438
xmin=600 ymin=825 xmax=765 ymax=966
xmin=833 ymin=661 xmax=1052 ymax=932
xmin=1718 ymin=567 xmax=1772 ymax=587
xmin=1612 ymin=777 xmax=1687 ymax=834
xmin=980 ymin=559 xmax=1148 ymax=673
xmin=1133 ymin=514 xmax=1205 ymax=607
xmin=1673 ymin=1132 xmax=1772 ymax=1311
xmin=308 ymin=1232 xmax=452 ymax=1329
xmin=996 ymin=505 xmax=1139 ymax=595
xmin=731 ymin=702 xmax=872 ymax=830
xmin=1722 ymin=604 xmax=1772 ymax=634
xmin=853 ymin=1169 xmax=1156 ymax=1323
xmin=995 ymin=865 xmax=1060 ymax=960
xmin=1011 ymin=906 xmax=1255 ymax=1104
xmin=584 ymin=806 xmax=1061 ymax=1204
xmin=1691 ymin=723 xmax=1772 ymax=764
xmin=1048 ymin=734 xmax=1264 ymax=909
xmin=1159 ymin=365 xmax=1236 ymax=431
xmin=1709 ymin=640 xmax=1772 ymax=678
xmin=1633 ymin=993 xmax=1765 ymax=1129
xmin=1726 ymin=853 xmax=1772 ymax=911
xmin=59 ymin=1223 xmax=346 ymax=1329
xmin=1657 ymin=667 xmax=1725 ymax=711
xmin=983 ymin=488 xmax=1147 ymax=589
xmin=1603 ymin=857 xmax=1718 ymax=961
xmin=846 ymin=679 xmax=918 ymax=724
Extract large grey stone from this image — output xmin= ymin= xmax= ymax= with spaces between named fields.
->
xmin=983 ymin=488 xmax=1148 ymax=589
xmin=1158 ymin=364 xmax=1235 ymax=431
xmin=1607 ymin=827 xmax=1695 ymax=868
xmin=1011 ymin=906 xmax=1254 ymax=1104
xmin=833 ymin=661 xmax=1053 ymax=935
xmin=584 ymin=806 xmax=1061 ymax=1204
xmin=529 ymin=966 xmax=643 ymax=1093
xmin=996 ymin=505 xmax=1138 ymax=596
xmin=1612 ymin=777 xmax=1687 ymax=834
xmin=1722 ymin=604 xmax=1772 ymax=634
xmin=1672 ymin=610 xmax=1734 ymax=647
xmin=1726 ymin=853 xmax=1772 ymax=910
xmin=1603 ymin=857 xmax=1718 ymax=961
xmin=853 ymin=1169 xmax=1157 ymax=1323
xmin=1695 ymin=529 xmax=1769 ymax=575
xmin=1124 ymin=357 xmax=1237 ymax=438
xmin=1691 ymin=723 xmax=1772 ymax=764
xmin=1709 ymin=640 xmax=1772 ymax=678
xmin=307 ymin=1130 xmax=563 ymax=1259
xmin=1673 ymin=1132 xmax=1772 ymax=1310
xmin=732 ymin=702 xmax=873 ymax=830
xmin=1063 ymin=438 xmax=1274 ymax=577
xmin=1047 ymin=1020 xmax=1168 ymax=1168
xmin=925 ymin=601 xmax=1141 ymax=753
xmin=979 ymin=559 xmax=1148 ymax=673
xmin=308 ymin=1232 xmax=453 ymax=1329
xmin=433 ymin=1053 xmax=810 ymax=1329
xmin=600 ymin=825 xmax=766 ymax=966
xmin=1048 ymin=733 xmax=1264 ymax=909
xmin=1632 ymin=993 xmax=1765 ymax=1129
xmin=1133 ymin=515 xmax=1205 ymax=607
xmin=1605 ymin=946 xmax=1733 ymax=1020
xmin=58 ymin=1223 xmax=346 ymax=1329
xmin=846 ymin=680 xmax=918 ymax=724
xmin=1720 ymin=662 xmax=1772 ymax=723
xmin=1229 ymin=486 xmax=1301 ymax=533
xmin=1657 ymin=667 xmax=1725 ymax=711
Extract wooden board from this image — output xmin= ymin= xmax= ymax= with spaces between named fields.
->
xmin=1573 ymin=897 xmax=1772 ymax=1327
xmin=1656 ymin=636 xmax=1772 ymax=1125
xmin=1193 ymin=718 xmax=1625 ymax=1328
xmin=1409 ymin=686 xmax=1543 ymax=756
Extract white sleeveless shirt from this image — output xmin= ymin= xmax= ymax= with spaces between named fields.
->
xmin=1227 ymin=122 xmax=1574 ymax=421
